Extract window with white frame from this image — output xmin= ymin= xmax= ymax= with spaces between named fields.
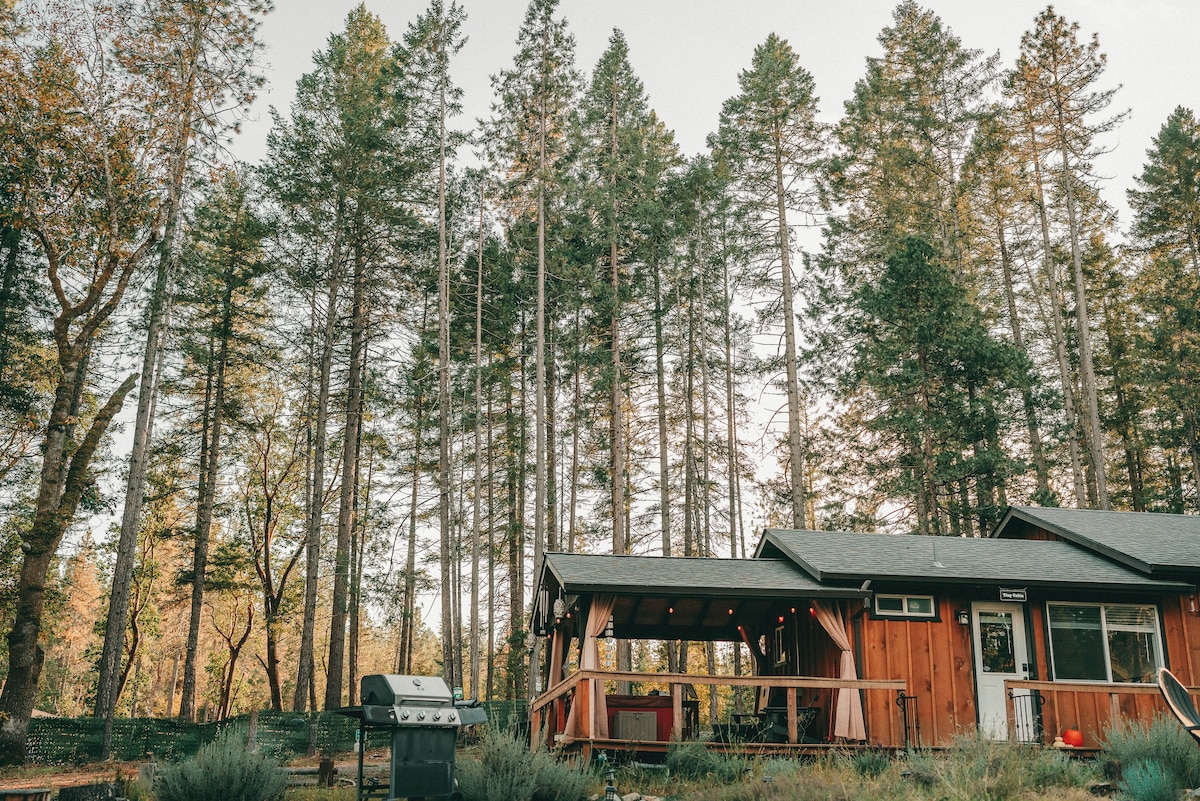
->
xmin=1046 ymin=603 xmax=1162 ymax=683
xmin=874 ymin=593 xmax=936 ymax=618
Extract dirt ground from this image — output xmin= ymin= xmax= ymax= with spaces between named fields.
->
xmin=0 ymin=761 xmax=144 ymax=791
xmin=0 ymin=751 xmax=391 ymax=792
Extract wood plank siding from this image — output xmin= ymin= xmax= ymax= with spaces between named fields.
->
xmin=857 ymin=593 xmax=976 ymax=746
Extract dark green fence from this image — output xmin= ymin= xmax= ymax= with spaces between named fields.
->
xmin=25 ymin=700 xmax=527 ymax=765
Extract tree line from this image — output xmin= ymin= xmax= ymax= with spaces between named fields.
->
xmin=0 ymin=0 xmax=1198 ymax=765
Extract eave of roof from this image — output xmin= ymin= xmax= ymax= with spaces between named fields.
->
xmin=538 ymin=552 xmax=871 ymax=600
xmin=757 ymin=528 xmax=1194 ymax=593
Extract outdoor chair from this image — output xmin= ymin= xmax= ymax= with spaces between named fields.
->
xmin=1157 ymin=667 xmax=1200 ymax=744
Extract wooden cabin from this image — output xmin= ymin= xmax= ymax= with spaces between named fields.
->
xmin=529 ymin=508 xmax=1200 ymax=756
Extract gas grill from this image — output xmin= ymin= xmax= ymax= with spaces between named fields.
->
xmin=343 ymin=674 xmax=487 ymax=801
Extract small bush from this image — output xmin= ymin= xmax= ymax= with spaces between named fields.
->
xmin=457 ymin=726 xmax=594 ymax=801
xmin=532 ymin=750 xmax=593 ymax=801
xmin=851 ymin=747 xmax=890 ymax=778
xmin=457 ymin=727 xmax=538 ymax=801
xmin=665 ymin=741 xmax=747 ymax=783
xmin=153 ymin=728 xmax=287 ymax=801
xmin=1102 ymin=713 xmax=1200 ymax=789
xmin=1026 ymin=747 xmax=1088 ymax=790
xmin=930 ymin=734 xmax=1029 ymax=801
xmin=1119 ymin=759 xmax=1180 ymax=801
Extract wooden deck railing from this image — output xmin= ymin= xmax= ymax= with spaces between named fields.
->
xmin=530 ymin=670 xmax=906 ymax=754
xmin=1005 ymin=679 xmax=1200 ymax=748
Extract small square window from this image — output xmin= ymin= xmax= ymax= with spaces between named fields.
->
xmin=875 ymin=594 xmax=936 ymax=619
xmin=906 ymin=597 xmax=933 ymax=615
xmin=877 ymin=596 xmax=904 ymax=613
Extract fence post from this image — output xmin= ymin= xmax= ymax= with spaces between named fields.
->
xmin=248 ymin=709 xmax=259 ymax=752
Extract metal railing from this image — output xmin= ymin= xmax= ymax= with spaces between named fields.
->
xmin=1006 ymin=688 xmax=1044 ymax=743
xmin=895 ymin=691 xmax=921 ymax=749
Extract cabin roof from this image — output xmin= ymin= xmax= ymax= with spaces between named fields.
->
xmin=755 ymin=528 xmax=1193 ymax=592
xmin=995 ymin=505 xmax=1200 ymax=575
xmin=538 ymin=551 xmax=869 ymax=600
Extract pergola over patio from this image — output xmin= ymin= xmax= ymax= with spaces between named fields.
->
xmin=529 ymin=552 xmax=901 ymax=756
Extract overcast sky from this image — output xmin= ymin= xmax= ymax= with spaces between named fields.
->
xmin=237 ymin=0 xmax=1199 ymax=230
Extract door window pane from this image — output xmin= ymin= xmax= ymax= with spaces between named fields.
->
xmin=979 ymin=611 xmax=1016 ymax=673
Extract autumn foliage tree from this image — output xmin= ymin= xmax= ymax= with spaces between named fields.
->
xmin=0 ymin=0 xmax=178 ymax=763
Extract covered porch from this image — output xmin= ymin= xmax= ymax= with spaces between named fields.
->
xmin=529 ymin=552 xmax=910 ymax=756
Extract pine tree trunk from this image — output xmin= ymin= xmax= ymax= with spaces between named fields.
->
xmin=530 ymin=80 xmax=549 ymax=703
xmin=1025 ymin=119 xmax=1087 ymax=505
xmin=609 ymin=104 xmax=626 ymax=561
xmin=1059 ymin=137 xmax=1110 ymax=509
xmin=546 ymin=333 xmax=558 ymax=553
xmin=506 ymin=370 xmax=525 ymax=697
xmin=653 ymin=262 xmax=672 ymax=558
xmin=470 ymin=190 xmax=484 ymax=700
xmin=486 ymin=376 xmax=496 ymax=699
xmin=438 ymin=73 xmax=456 ymax=689
xmin=699 ymin=241 xmax=712 ymax=559
xmin=569 ymin=308 xmax=581 ymax=554
xmin=996 ymin=218 xmax=1052 ymax=501
xmin=98 ymin=44 xmax=199 ymax=744
xmin=295 ymin=220 xmax=343 ymax=711
xmin=774 ymin=141 xmax=806 ymax=528
xmin=97 ymin=216 xmax=175 ymax=752
xmin=181 ymin=284 xmax=236 ymax=720
xmin=400 ymin=398 xmax=423 ymax=674
xmin=348 ymin=442 xmax=369 ymax=706
xmin=325 ymin=236 xmax=366 ymax=710
xmin=722 ymin=232 xmax=745 ymax=706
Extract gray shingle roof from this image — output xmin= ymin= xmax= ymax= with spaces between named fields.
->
xmin=757 ymin=528 xmax=1193 ymax=592
xmin=998 ymin=506 xmax=1200 ymax=575
xmin=540 ymin=552 xmax=869 ymax=599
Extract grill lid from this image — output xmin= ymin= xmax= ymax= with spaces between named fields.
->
xmin=360 ymin=674 xmax=463 ymax=727
xmin=361 ymin=674 xmax=453 ymax=707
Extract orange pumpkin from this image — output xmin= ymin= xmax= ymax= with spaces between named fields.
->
xmin=1062 ymin=728 xmax=1084 ymax=747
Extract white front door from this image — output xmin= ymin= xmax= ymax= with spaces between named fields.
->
xmin=972 ymin=602 xmax=1031 ymax=740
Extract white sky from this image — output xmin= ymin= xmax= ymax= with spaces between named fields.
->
xmin=239 ymin=0 xmax=1200 ymax=229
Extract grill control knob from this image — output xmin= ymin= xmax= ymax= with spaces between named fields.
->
xmin=433 ymin=712 xmax=441 ymax=721
xmin=401 ymin=710 xmax=410 ymax=720
xmin=417 ymin=711 xmax=426 ymax=721
xmin=448 ymin=712 xmax=457 ymax=722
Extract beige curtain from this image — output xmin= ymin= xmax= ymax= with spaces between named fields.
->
xmin=548 ymin=628 xmax=565 ymax=688
xmin=813 ymin=600 xmax=866 ymax=741
xmin=564 ymin=594 xmax=616 ymax=739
